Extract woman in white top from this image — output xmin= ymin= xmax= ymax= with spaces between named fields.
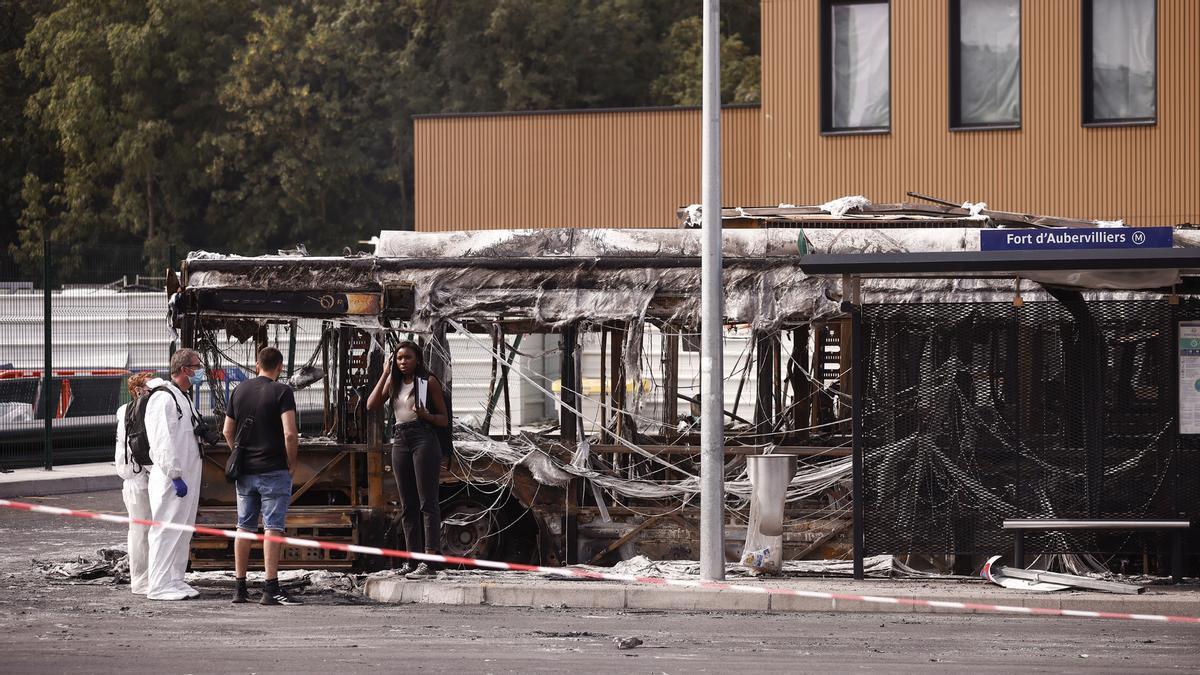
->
xmin=367 ymin=340 xmax=449 ymax=579
xmin=114 ymin=371 xmax=154 ymax=595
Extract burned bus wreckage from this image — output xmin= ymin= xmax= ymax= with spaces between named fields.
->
xmin=172 ymin=203 xmax=1200 ymax=577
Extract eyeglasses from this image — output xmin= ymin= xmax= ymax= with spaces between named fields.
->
xmin=186 ymin=362 xmax=203 ymax=369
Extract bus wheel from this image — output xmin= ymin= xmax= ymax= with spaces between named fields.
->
xmin=440 ymin=499 xmax=496 ymax=561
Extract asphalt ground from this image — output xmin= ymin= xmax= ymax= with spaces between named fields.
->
xmin=3 ymin=490 xmax=1199 ymax=673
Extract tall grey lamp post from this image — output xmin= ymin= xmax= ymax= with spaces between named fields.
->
xmin=699 ymin=0 xmax=726 ymax=581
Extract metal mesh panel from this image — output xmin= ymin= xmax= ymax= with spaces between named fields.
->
xmin=861 ymin=299 xmax=1199 ymax=558
xmin=0 ymin=243 xmax=174 ymax=469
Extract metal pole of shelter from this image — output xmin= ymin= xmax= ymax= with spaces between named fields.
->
xmin=848 ymin=275 xmax=865 ymax=579
xmin=699 ymin=0 xmax=726 ymax=582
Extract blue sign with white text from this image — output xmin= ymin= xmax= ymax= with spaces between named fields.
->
xmin=980 ymin=227 xmax=1173 ymax=251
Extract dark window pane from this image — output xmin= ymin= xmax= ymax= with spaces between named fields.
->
xmin=829 ymin=2 xmax=889 ymax=129
xmin=1090 ymin=0 xmax=1156 ymax=121
xmin=956 ymin=0 xmax=1020 ymax=126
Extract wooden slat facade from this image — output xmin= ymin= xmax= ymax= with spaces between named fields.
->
xmin=415 ymin=107 xmax=761 ymax=230
xmin=415 ymin=0 xmax=1198 ymax=230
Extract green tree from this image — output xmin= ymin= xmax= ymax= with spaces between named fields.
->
xmin=206 ymin=1 xmax=414 ymax=253
xmin=484 ymin=0 xmax=659 ymax=110
xmin=651 ymin=9 xmax=762 ymax=106
xmin=390 ymin=0 xmax=506 ymax=114
xmin=206 ymin=0 xmax=672 ymax=245
xmin=0 ymin=0 xmax=53 ymax=278
xmin=10 ymin=0 xmax=762 ymax=267
xmin=16 ymin=0 xmax=253 ymax=276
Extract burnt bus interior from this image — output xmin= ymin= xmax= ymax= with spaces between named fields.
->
xmin=175 ymin=206 xmax=1198 ymax=575
xmin=176 ymin=240 xmax=858 ymax=571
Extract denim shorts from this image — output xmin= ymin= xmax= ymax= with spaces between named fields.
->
xmin=235 ymin=469 xmax=292 ymax=532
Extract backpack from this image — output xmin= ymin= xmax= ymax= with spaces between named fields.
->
xmin=124 ymin=385 xmax=182 ymax=471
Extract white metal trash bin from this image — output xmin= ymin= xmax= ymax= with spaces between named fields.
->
xmin=741 ymin=454 xmax=797 ymax=574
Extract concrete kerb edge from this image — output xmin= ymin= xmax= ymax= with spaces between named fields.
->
xmin=482 ymin=581 xmax=628 ymax=610
xmin=363 ymin=578 xmax=924 ymax=614
xmin=0 ymin=475 xmax=122 ymax=499
xmin=363 ymin=578 xmax=486 ymax=605
xmin=362 ymin=578 xmax=1200 ymax=618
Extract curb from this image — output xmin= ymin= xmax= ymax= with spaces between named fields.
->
xmin=0 ymin=474 xmax=121 ymax=499
xmin=362 ymin=577 xmax=1200 ymax=618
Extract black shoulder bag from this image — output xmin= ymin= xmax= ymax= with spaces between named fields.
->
xmin=225 ymin=383 xmax=267 ymax=483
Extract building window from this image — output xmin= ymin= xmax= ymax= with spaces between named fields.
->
xmin=1083 ymin=0 xmax=1156 ymax=125
xmin=821 ymin=1 xmax=890 ymax=133
xmin=950 ymin=0 xmax=1020 ymax=129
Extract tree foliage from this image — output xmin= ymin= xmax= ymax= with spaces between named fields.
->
xmin=651 ymin=11 xmax=762 ymax=106
xmin=14 ymin=0 xmax=254 ymax=275
xmin=205 ymin=2 xmax=411 ymax=253
xmin=3 ymin=0 xmax=762 ymax=276
xmin=0 ymin=0 xmax=51 ymax=270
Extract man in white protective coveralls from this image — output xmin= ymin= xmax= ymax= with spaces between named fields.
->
xmin=144 ymin=348 xmax=205 ymax=601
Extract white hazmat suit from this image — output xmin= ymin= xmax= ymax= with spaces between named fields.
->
xmin=114 ymin=402 xmax=151 ymax=594
xmin=144 ymin=377 xmax=203 ymax=601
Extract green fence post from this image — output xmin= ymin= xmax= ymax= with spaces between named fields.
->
xmin=42 ymin=230 xmax=53 ymax=471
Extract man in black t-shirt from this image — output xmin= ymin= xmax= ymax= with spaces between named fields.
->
xmin=222 ymin=347 xmax=300 ymax=606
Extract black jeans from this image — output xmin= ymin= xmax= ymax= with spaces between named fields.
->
xmin=391 ymin=423 xmax=442 ymax=553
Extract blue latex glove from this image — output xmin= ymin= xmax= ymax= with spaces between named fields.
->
xmin=171 ymin=477 xmax=188 ymax=498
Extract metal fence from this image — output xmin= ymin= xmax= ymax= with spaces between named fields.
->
xmin=861 ymin=298 xmax=1198 ymax=566
xmin=0 ymin=241 xmax=346 ymax=469
xmin=0 ymin=242 xmax=179 ymax=469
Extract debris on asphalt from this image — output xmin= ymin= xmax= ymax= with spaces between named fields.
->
xmin=34 ymin=548 xmax=127 ymax=584
xmin=982 ymin=555 xmax=1146 ymax=594
xmin=613 ymin=636 xmax=643 ymax=650
xmin=32 ymin=549 xmax=362 ymax=597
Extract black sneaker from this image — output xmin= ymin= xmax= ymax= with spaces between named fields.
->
xmin=404 ymin=562 xmax=436 ymax=579
xmin=232 ymin=586 xmax=249 ymax=604
xmin=260 ymin=584 xmax=303 ymax=606
xmin=396 ymin=561 xmax=414 ymax=576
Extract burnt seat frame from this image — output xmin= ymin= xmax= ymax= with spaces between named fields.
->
xmin=1002 ymin=518 xmax=1192 ymax=582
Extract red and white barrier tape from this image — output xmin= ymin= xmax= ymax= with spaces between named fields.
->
xmin=2 ymin=498 xmax=1197 ymax=625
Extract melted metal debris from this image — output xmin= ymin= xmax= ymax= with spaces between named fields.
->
xmin=34 ymin=548 xmax=128 ymax=584
xmin=33 ymin=550 xmax=361 ymax=595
